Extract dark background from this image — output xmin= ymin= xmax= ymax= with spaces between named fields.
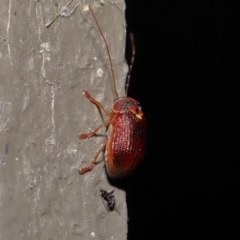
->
xmin=122 ymin=1 xmax=239 ymax=239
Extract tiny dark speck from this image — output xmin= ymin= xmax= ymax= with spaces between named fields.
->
xmin=14 ymin=12 xmax=17 ymax=16
xmin=5 ymin=143 xmax=8 ymax=154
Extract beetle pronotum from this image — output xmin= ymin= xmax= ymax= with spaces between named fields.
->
xmin=79 ymin=5 xmax=147 ymax=178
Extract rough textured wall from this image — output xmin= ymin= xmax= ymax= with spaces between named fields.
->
xmin=0 ymin=0 xmax=127 ymax=239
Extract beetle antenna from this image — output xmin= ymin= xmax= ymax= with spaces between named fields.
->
xmin=125 ymin=33 xmax=135 ymax=96
xmin=88 ymin=5 xmax=119 ymax=99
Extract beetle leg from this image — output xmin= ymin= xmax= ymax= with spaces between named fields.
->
xmin=79 ymin=118 xmax=112 ymax=139
xmin=82 ymin=90 xmax=113 ymax=117
xmin=79 ymin=138 xmax=107 ymax=174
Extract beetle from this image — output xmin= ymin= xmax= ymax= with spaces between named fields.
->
xmin=79 ymin=5 xmax=147 ymax=178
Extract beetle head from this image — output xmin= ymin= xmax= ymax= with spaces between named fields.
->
xmin=112 ymin=97 xmax=144 ymax=119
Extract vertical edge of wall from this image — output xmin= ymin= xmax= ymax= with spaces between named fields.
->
xmin=0 ymin=0 xmax=128 ymax=239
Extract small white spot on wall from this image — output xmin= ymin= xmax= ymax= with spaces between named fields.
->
xmin=97 ymin=68 xmax=103 ymax=77
xmin=83 ymin=5 xmax=89 ymax=12
xmin=67 ymin=143 xmax=78 ymax=154
xmin=40 ymin=42 xmax=52 ymax=52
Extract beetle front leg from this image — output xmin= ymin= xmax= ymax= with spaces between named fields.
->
xmin=82 ymin=90 xmax=113 ymax=117
xmin=79 ymin=138 xmax=107 ymax=174
xmin=79 ymin=118 xmax=112 ymax=139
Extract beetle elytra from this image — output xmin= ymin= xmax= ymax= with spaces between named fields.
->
xmin=79 ymin=5 xmax=147 ymax=178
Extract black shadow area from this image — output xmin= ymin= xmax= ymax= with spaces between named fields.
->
xmin=124 ymin=1 xmax=240 ymax=239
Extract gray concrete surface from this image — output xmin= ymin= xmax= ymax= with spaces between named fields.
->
xmin=0 ymin=0 xmax=128 ymax=239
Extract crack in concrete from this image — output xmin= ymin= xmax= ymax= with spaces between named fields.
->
xmin=19 ymin=89 xmax=30 ymax=119
xmin=7 ymin=0 xmax=12 ymax=60
xmin=45 ymin=0 xmax=80 ymax=28
xmin=0 ymin=118 xmax=9 ymax=132
xmin=45 ymin=84 xmax=56 ymax=146
xmin=40 ymin=42 xmax=52 ymax=79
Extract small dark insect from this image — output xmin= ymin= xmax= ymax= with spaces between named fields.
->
xmin=100 ymin=189 xmax=116 ymax=211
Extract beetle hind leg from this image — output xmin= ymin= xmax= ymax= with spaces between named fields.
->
xmin=79 ymin=138 xmax=107 ymax=175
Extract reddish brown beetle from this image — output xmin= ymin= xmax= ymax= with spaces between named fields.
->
xmin=79 ymin=5 xmax=147 ymax=178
